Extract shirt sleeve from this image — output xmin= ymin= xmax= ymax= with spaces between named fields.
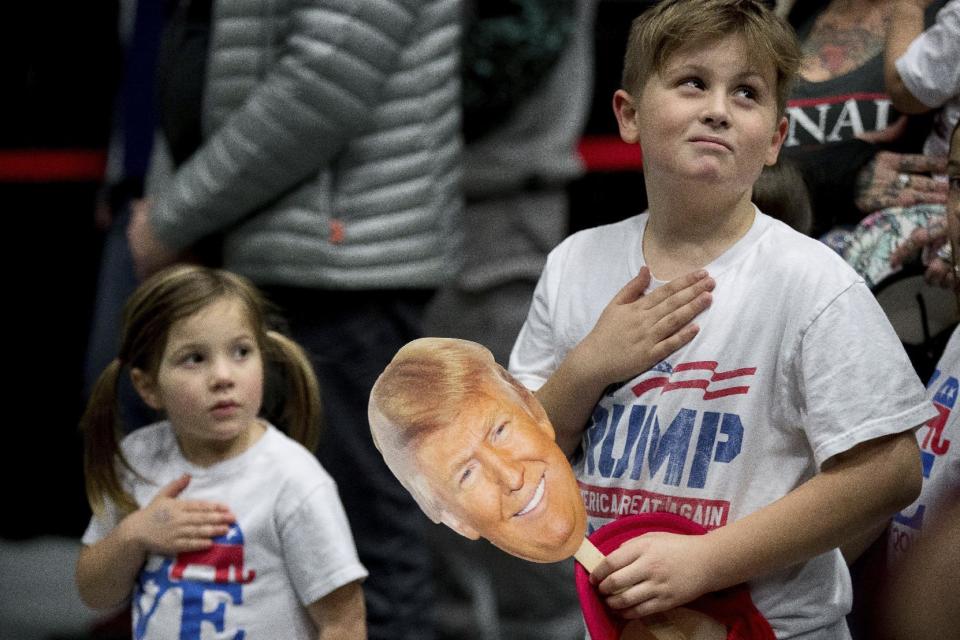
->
xmin=81 ymin=497 xmax=123 ymax=546
xmin=797 ymin=281 xmax=938 ymax=466
xmin=280 ymin=478 xmax=368 ymax=606
xmin=508 ymin=245 xmax=565 ymax=391
xmin=895 ymin=1 xmax=960 ymax=109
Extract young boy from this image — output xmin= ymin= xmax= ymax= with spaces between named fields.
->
xmin=508 ymin=1 xmax=935 ymax=637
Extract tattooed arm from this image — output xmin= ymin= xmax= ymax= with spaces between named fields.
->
xmin=785 ymin=1 xmax=946 ymax=226
xmin=854 ymin=150 xmax=948 ymax=213
xmin=783 ymin=140 xmax=947 ymax=230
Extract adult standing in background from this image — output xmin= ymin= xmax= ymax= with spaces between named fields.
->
xmin=426 ymin=0 xmax=595 ymax=370
xmin=84 ymin=0 xmax=163 ymax=434
xmin=780 ymin=0 xmax=948 ymax=242
xmin=829 ymin=1 xmax=960 ymax=292
xmin=127 ymin=1 xmax=463 ymax=638
xmin=422 ymin=2 xmax=595 ymax=637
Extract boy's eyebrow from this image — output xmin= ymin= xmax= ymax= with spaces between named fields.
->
xmin=667 ymin=62 xmax=770 ymax=86
xmin=665 ymin=62 xmax=708 ymax=76
xmin=725 ymin=68 xmax=772 ymax=90
xmin=732 ymin=70 xmax=770 ymax=86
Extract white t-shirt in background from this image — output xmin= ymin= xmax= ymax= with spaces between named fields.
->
xmin=895 ymin=0 xmax=960 ymax=158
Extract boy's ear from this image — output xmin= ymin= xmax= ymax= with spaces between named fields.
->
xmin=764 ymin=116 xmax=789 ymax=166
xmin=131 ymin=368 xmax=163 ymax=410
xmin=613 ymin=89 xmax=642 ymax=144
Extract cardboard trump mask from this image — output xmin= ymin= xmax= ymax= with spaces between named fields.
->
xmin=369 ymin=337 xmax=587 ymax=562
xmin=370 ymin=339 xmax=761 ymax=640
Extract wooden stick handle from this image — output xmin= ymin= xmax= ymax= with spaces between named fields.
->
xmin=574 ymin=537 xmax=605 ymax=572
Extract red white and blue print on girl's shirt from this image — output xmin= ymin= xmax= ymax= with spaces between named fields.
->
xmin=134 ymin=523 xmax=255 ymax=640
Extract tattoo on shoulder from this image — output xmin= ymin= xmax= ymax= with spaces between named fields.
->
xmin=801 ymin=12 xmax=889 ymax=78
xmin=804 ymin=28 xmax=884 ymax=75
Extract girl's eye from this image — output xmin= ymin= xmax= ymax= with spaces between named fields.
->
xmin=734 ymin=86 xmax=758 ymax=101
xmin=181 ymin=352 xmax=204 ymax=366
xmin=492 ymin=422 xmax=508 ymax=441
xmin=681 ymin=77 xmax=705 ymax=90
xmin=459 ymin=466 xmax=474 ymax=485
xmin=234 ymin=343 xmax=254 ymax=359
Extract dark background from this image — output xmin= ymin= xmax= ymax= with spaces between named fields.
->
xmin=1 ymin=2 xmax=120 ymax=540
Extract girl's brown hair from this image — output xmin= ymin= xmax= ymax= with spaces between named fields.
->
xmin=81 ymin=265 xmax=321 ymax=515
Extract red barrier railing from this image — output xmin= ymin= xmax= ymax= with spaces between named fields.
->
xmin=0 ymin=150 xmax=108 ymax=182
xmin=0 ymin=139 xmax=640 ymax=183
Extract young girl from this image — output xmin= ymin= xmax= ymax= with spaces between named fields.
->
xmin=76 ymin=265 xmax=368 ymax=640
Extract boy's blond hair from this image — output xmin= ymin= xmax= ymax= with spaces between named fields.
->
xmin=368 ymin=337 xmax=543 ymax=522
xmin=622 ymin=0 xmax=801 ymax=117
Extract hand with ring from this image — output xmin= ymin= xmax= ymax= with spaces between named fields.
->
xmin=855 ymin=151 xmax=948 ymax=214
xmin=936 ymin=243 xmax=952 ymax=263
xmin=927 ymin=243 xmax=960 ymax=291
xmin=890 ymin=217 xmax=959 ymax=291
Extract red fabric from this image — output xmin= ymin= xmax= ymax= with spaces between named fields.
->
xmin=575 ymin=513 xmax=775 ymax=640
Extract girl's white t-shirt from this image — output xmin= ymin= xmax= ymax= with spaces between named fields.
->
xmin=83 ymin=422 xmax=367 ymax=640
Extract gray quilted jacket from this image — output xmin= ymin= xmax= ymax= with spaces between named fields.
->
xmin=147 ymin=0 xmax=463 ymax=289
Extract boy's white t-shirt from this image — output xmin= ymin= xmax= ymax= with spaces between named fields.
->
xmin=510 ymin=211 xmax=935 ymax=639
xmin=83 ymin=422 xmax=368 ymax=640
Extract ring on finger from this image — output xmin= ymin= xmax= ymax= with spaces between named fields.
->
xmin=897 ymin=172 xmax=911 ymax=188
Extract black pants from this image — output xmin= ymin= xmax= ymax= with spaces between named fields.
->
xmin=264 ymin=287 xmax=436 ymax=640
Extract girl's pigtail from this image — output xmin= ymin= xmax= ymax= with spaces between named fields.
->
xmin=80 ymin=359 xmax=139 ymax=516
xmin=266 ymin=330 xmax=321 ymax=452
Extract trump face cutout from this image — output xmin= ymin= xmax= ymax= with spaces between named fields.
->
xmin=369 ymin=338 xmax=587 ymax=562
